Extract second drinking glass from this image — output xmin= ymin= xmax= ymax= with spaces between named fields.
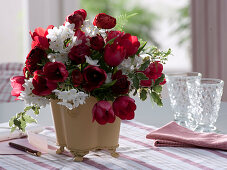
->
xmin=166 ymin=72 xmax=202 ymax=129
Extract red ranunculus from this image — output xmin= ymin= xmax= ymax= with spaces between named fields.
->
xmin=25 ymin=47 xmax=47 ymax=75
xmin=72 ymin=68 xmax=83 ymax=87
xmin=106 ymin=31 xmax=140 ymax=58
xmin=92 ymin=100 xmax=115 ymax=125
xmin=104 ymin=44 xmax=126 ymax=67
xmin=120 ymin=33 xmax=140 ymax=57
xmin=93 ymin=13 xmax=116 ymax=29
xmin=140 ymin=62 xmax=163 ymax=87
xmin=140 ymin=79 xmax=152 ymax=87
xmin=10 ymin=76 xmax=25 ymax=100
xmin=74 ymin=29 xmax=87 ymax=44
xmin=145 ymin=61 xmax=163 ymax=79
xmin=30 ymin=25 xmax=54 ymax=50
xmin=160 ymin=78 xmax=166 ymax=85
xmin=32 ymin=70 xmax=57 ymax=96
xmin=90 ymin=35 xmax=104 ymax=51
xmin=106 ymin=31 xmax=124 ymax=43
xmin=43 ymin=62 xmax=68 ymax=83
xmin=68 ymin=44 xmax=90 ymax=64
xmin=66 ymin=9 xmax=87 ymax=29
xmin=111 ymin=70 xmax=130 ymax=94
xmin=113 ymin=96 xmax=136 ymax=120
xmin=83 ymin=65 xmax=107 ymax=92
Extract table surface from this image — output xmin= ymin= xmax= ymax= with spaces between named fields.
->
xmin=0 ymin=98 xmax=227 ymax=169
xmin=1 ymin=121 xmax=227 ymax=170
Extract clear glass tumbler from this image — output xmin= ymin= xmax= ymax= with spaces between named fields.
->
xmin=166 ymin=72 xmax=202 ymax=128
xmin=190 ymin=78 xmax=224 ymax=133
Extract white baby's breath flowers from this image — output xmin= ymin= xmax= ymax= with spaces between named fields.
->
xmin=118 ymin=56 xmax=143 ymax=74
xmin=85 ymin=55 xmax=99 ymax=66
xmin=48 ymin=53 xmax=68 ymax=63
xmin=47 ymin=22 xmax=82 ymax=53
xmin=81 ymin=20 xmax=99 ymax=37
xmin=18 ymin=79 xmax=49 ymax=107
xmin=53 ymin=89 xmax=89 ymax=110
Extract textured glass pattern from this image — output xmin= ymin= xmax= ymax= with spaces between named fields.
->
xmin=166 ymin=73 xmax=201 ymax=128
xmin=188 ymin=79 xmax=224 ymax=132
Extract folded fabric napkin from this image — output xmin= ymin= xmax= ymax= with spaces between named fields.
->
xmin=146 ymin=121 xmax=227 ymax=151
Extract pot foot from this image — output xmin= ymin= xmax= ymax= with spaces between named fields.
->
xmin=56 ymin=146 xmax=64 ymax=154
xmin=108 ymin=149 xmax=119 ymax=158
xmin=71 ymin=151 xmax=89 ymax=162
xmin=73 ymin=156 xmax=83 ymax=162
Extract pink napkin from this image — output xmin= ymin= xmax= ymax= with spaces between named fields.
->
xmin=146 ymin=121 xmax=227 ymax=151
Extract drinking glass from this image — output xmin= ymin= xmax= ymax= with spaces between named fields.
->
xmin=166 ymin=72 xmax=202 ymax=128
xmin=188 ymin=78 xmax=224 ymax=133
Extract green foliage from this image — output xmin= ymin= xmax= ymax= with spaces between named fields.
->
xmin=115 ymin=13 xmax=138 ymax=31
xmin=140 ymin=88 xmax=147 ymax=101
xmin=171 ymin=3 xmax=190 ymax=47
xmin=80 ymin=0 xmax=158 ymax=45
xmin=144 ymin=47 xmax=171 ymax=64
xmin=136 ymin=41 xmax=147 ymax=55
xmin=138 ymin=59 xmax=150 ymax=71
xmin=149 ymin=91 xmax=163 ymax=106
xmin=9 ymin=106 xmax=39 ymax=132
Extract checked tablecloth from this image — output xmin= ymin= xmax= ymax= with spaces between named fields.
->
xmin=1 ymin=120 xmax=227 ymax=170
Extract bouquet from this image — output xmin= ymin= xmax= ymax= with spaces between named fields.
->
xmin=10 ymin=9 xmax=171 ymax=131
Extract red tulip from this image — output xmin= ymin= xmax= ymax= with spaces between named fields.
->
xmin=104 ymin=44 xmax=126 ymax=67
xmin=83 ymin=65 xmax=107 ymax=92
xmin=72 ymin=68 xmax=83 ymax=87
xmin=66 ymin=9 xmax=87 ymax=29
xmin=32 ymin=70 xmax=57 ymax=96
xmin=92 ymin=101 xmax=115 ymax=125
xmin=113 ymin=96 xmax=136 ymax=120
xmin=10 ymin=76 xmax=25 ymax=100
xmin=93 ymin=13 xmax=116 ymax=29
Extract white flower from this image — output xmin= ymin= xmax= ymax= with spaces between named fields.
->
xmin=105 ymin=73 xmax=112 ymax=84
xmin=118 ymin=56 xmax=143 ymax=74
xmin=53 ymin=89 xmax=89 ymax=110
xmin=18 ymin=79 xmax=49 ymax=107
xmin=47 ymin=22 xmax=81 ymax=53
xmin=81 ymin=20 xmax=99 ymax=37
xmin=99 ymin=29 xmax=107 ymax=39
xmin=85 ymin=56 xmax=99 ymax=66
xmin=48 ymin=53 xmax=68 ymax=63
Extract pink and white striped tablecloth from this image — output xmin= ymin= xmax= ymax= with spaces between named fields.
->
xmin=1 ymin=120 xmax=227 ymax=170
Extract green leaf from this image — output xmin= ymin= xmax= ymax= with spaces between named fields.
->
xmin=13 ymin=119 xmax=21 ymax=127
xmin=137 ymin=72 xmax=148 ymax=80
xmin=10 ymin=126 xmax=16 ymax=132
xmin=99 ymin=80 xmax=117 ymax=89
xmin=153 ymin=85 xmax=162 ymax=93
xmin=9 ymin=117 xmax=14 ymax=127
xmin=155 ymin=74 xmax=165 ymax=85
xmin=150 ymin=91 xmax=163 ymax=106
xmin=105 ymin=36 xmax=117 ymax=47
xmin=133 ymin=89 xmax=137 ymax=96
xmin=128 ymin=73 xmax=134 ymax=78
xmin=20 ymin=120 xmax=26 ymax=132
xmin=32 ymin=106 xmax=40 ymax=115
xmin=23 ymin=115 xmax=37 ymax=123
xmin=138 ymin=59 xmax=150 ymax=71
xmin=24 ymin=106 xmax=32 ymax=112
xmin=136 ymin=41 xmax=147 ymax=55
xmin=133 ymin=76 xmax=140 ymax=89
xmin=140 ymin=89 xmax=147 ymax=101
